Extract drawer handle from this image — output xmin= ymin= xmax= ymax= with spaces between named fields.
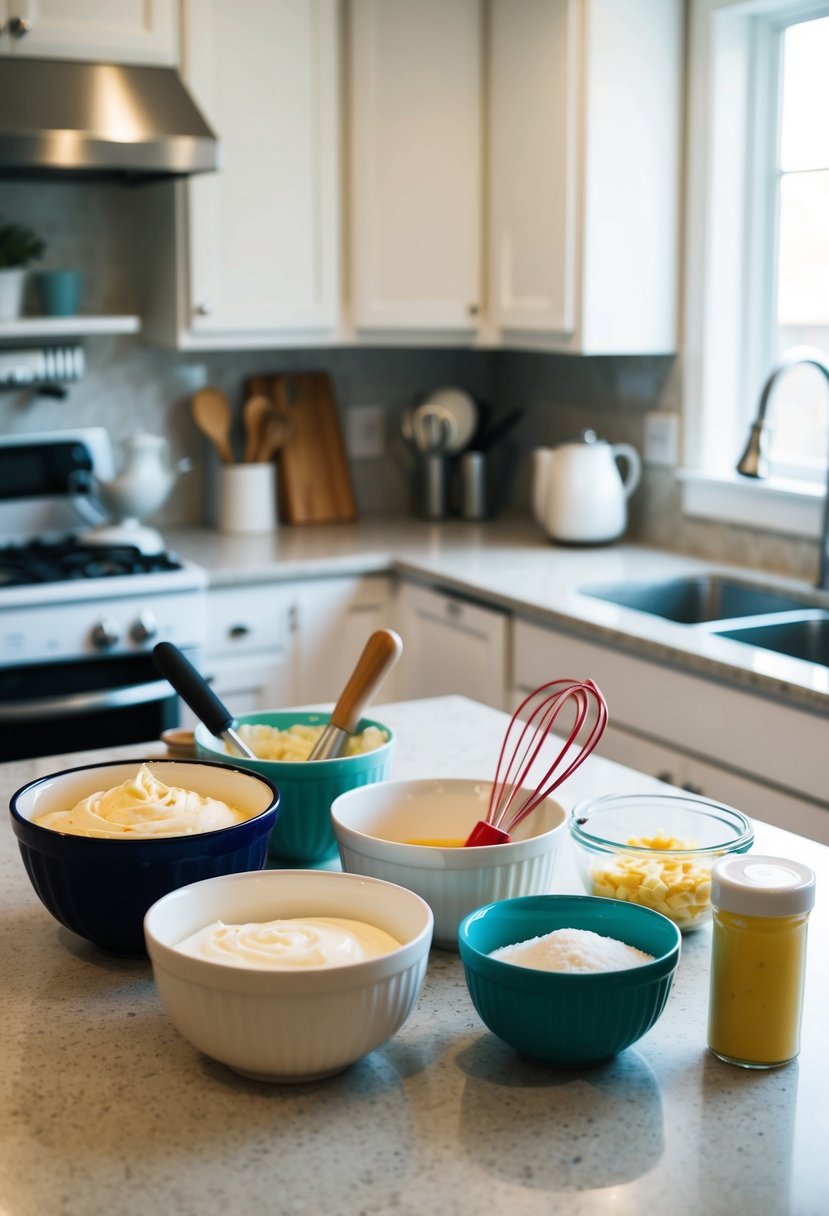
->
xmin=228 ymin=625 xmax=251 ymax=639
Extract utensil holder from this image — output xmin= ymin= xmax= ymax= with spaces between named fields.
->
xmin=460 ymin=451 xmax=490 ymax=520
xmin=217 ymin=463 xmax=277 ymax=535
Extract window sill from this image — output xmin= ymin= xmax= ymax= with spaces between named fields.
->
xmin=679 ymin=469 xmax=825 ymax=538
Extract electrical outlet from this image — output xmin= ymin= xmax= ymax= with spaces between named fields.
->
xmin=346 ymin=404 xmax=386 ymax=459
xmin=644 ymin=411 xmax=680 ymax=467
xmin=174 ymin=363 xmax=209 ymax=393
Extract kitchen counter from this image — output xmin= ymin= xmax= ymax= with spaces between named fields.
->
xmin=1 ymin=695 xmax=826 ymax=1216
xmin=166 ymin=515 xmax=829 ymax=714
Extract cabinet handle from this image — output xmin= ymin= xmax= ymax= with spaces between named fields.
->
xmin=8 ymin=15 xmax=32 ymax=37
xmin=195 ymin=303 xmax=212 ymax=317
xmin=656 ymin=770 xmax=675 ymax=785
xmin=228 ymin=624 xmax=251 ymax=639
xmin=682 ymin=781 xmax=704 ymax=795
xmin=467 ymin=303 xmax=480 ymax=317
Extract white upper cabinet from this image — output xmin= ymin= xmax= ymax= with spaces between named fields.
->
xmin=1 ymin=0 xmax=177 ymax=63
xmin=143 ymin=0 xmax=341 ymax=349
xmin=487 ymin=0 xmax=683 ymax=354
xmin=348 ymin=0 xmax=483 ymax=335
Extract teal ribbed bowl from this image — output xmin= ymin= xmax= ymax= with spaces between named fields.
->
xmin=195 ymin=712 xmax=394 ymax=864
xmin=458 ymin=894 xmax=681 ymax=1067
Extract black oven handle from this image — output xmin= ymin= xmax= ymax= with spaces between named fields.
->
xmin=0 ymin=680 xmax=175 ymax=723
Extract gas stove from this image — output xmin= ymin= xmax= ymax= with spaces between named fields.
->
xmin=0 ymin=430 xmax=207 ymax=657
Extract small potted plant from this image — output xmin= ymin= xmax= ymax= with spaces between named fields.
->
xmin=0 ymin=219 xmax=46 ymax=320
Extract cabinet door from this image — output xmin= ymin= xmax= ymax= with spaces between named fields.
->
xmin=488 ymin=0 xmax=578 ymax=336
xmin=348 ymin=0 xmax=482 ymax=332
xmin=202 ymin=583 xmax=298 ymax=711
xmin=512 ymin=618 xmax=829 ymax=841
xmin=180 ymin=0 xmax=340 ymax=341
xmin=295 ymin=576 xmax=400 ymax=706
xmin=395 ymin=583 xmax=509 ymax=710
xmin=488 ymin=0 xmax=682 ymax=353
xmin=8 ymin=0 xmax=177 ymax=63
xmin=598 ymin=724 xmax=829 ymax=848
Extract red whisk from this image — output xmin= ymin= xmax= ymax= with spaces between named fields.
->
xmin=465 ymin=678 xmax=608 ymax=847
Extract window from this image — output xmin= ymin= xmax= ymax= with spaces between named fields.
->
xmin=684 ymin=0 xmax=829 ymax=536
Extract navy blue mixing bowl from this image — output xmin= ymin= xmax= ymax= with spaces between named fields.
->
xmin=9 ymin=758 xmax=279 ymax=954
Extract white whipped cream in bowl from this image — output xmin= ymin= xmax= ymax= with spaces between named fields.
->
xmin=144 ymin=869 xmax=434 ymax=1082
xmin=34 ymin=762 xmax=247 ymax=838
xmin=10 ymin=759 xmax=279 ymax=954
xmin=176 ymin=917 xmax=402 ymax=968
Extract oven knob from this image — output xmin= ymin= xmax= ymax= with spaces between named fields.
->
xmin=91 ymin=619 xmax=120 ymax=650
xmin=130 ymin=611 xmax=159 ymax=644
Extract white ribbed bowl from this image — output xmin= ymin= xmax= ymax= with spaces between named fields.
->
xmin=330 ymin=778 xmax=567 ymax=948
xmin=143 ymin=869 xmax=433 ymax=1083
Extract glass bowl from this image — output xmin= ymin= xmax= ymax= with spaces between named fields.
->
xmin=569 ymin=791 xmax=754 ymax=932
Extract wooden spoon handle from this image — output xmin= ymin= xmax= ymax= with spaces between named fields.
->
xmin=329 ymin=630 xmax=404 ymax=734
xmin=242 ymin=394 xmax=271 ymax=463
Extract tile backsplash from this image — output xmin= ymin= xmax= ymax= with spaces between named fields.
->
xmin=0 ymin=179 xmax=819 ymax=581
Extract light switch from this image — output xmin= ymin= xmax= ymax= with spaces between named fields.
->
xmin=644 ymin=411 xmax=680 ymax=467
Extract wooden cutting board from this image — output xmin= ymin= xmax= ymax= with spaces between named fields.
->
xmin=246 ymin=372 xmax=357 ymax=525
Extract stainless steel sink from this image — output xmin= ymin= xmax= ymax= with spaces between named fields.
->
xmin=580 ymin=576 xmax=819 ymax=624
xmin=715 ymin=615 xmax=829 ymax=666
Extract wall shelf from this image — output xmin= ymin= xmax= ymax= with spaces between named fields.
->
xmin=0 ymin=315 xmax=140 ymax=341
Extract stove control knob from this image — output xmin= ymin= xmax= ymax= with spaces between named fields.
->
xmin=91 ymin=619 xmax=120 ymax=650
xmin=130 ymin=611 xmax=159 ymax=644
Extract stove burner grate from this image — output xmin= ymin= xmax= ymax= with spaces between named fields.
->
xmin=0 ymin=537 xmax=184 ymax=587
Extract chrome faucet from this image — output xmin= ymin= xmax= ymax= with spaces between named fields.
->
xmin=736 ymin=345 xmax=829 ymax=590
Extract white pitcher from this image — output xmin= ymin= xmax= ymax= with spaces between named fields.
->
xmin=92 ymin=432 xmax=189 ymax=523
xmin=532 ymin=430 xmax=642 ymax=545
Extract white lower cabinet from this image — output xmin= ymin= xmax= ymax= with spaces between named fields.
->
xmin=295 ymin=576 xmax=399 ymax=705
xmin=395 ymin=583 xmax=510 ymax=710
xmin=512 ymin=619 xmax=829 ymax=845
xmin=195 ymin=575 xmax=398 ymax=721
xmin=200 ymin=583 xmax=298 ymax=716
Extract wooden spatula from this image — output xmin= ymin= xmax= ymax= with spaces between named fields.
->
xmin=308 ymin=629 xmax=404 ymax=761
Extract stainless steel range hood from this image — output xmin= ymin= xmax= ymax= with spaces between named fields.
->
xmin=0 ymin=58 xmax=218 ymax=181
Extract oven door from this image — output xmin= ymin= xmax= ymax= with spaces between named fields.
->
xmin=0 ymin=651 xmax=190 ymax=762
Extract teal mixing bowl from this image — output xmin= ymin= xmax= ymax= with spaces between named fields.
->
xmin=195 ymin=711 xmax=394 ymax=863
xmin=458 ymin=894 xmax=681 ymax=1067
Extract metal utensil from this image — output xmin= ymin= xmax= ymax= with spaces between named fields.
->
xmin=152 ymin=641 xmax=256 ymax=760
xmin=307 ymin=629 xmax=404 ymax=761
xmin=411 ymin=403 xmax=456 ymax=454
xmin=192 ymin=388 xmax=235 ymax=464
xmin=465 ymin=677 xmax=608 ymax=846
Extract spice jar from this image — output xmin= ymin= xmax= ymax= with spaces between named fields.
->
xmin=707 ymin=854 xmax=816 ymax=1069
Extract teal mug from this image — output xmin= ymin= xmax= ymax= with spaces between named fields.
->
xmin=35 ymin=270 xmax=84 ymax=317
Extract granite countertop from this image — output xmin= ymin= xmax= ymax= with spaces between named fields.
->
xmin=2 ymin=696 xmax=827 ymax=1216
xmin=166 ymin=515 xmax=829 ymax=713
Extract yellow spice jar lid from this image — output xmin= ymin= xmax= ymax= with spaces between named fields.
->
xmin=711 ymin=854 xmax=816 ymax=917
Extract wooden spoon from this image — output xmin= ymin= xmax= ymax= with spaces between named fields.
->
xmin=192 ymin=388 xmax=234 ymax=463
xmin=257 ymin=408 xmax=293 ymax=462
xmin=242 ymin=394 xmax=272 ymax=463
